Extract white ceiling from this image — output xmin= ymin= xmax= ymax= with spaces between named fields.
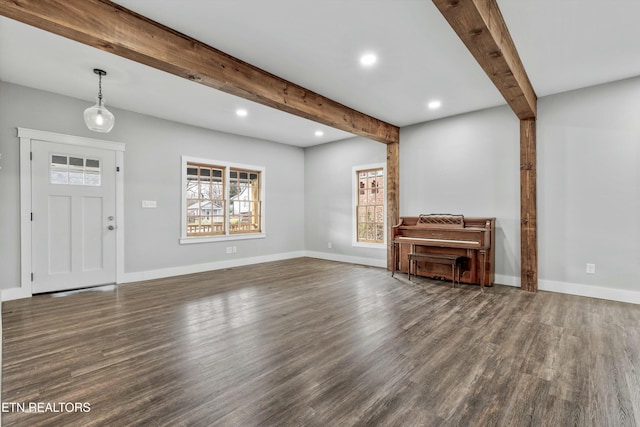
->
xmin=1 ymin=0 xmax=639 ymax=147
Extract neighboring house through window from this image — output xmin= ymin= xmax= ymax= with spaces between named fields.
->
xmin=181 ymin=156 xmax=265 ymax=244
xmin=353 ymin=164 xmax=385 ymax=247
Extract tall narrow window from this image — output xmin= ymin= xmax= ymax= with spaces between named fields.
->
xmin=356 ymin=167 xmax=385 ymax=243
xmin=186 ymin=163 xmax=225 ymax=236
xmin=229 ymin=168 xmax=262 ymax=233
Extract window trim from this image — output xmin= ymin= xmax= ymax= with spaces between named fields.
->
xmin=352 ymin=163 xmax=386 ymax=249
xmin=180 ymin=155 xmax=266 ymax=244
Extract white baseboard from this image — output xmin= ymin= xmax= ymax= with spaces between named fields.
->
xmin=119 ymin=251 xmax=306 ymax=284
xmin=539 ymin=279 xmax=640 ymax=305
xmin=494 ymin=274 xmax=520 ymax=287
xmin=5 ymin=257 xmax=638 ymax=306
xmin=0 ymin=297 xmax=2 ymax=426
xmin=1 ymin=286 xmax=32 ymax=301
xmin=492 ymin=274 xmax=639 ymax=305
xmin=304 ymin=251 xmax=386 ymax=268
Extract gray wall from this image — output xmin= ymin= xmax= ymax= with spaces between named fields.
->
xmin=400 ymin=76 xmax=640 ymax=291
xmin=400 ymin=106 xmax=521 ymax=282
xmin=3 ymin=75 xmax=640 ymax=295
xmin=537 ymin=77 xmax=640 ymax=291
xmin=0 ymin=82 xmax=305 ymax=290
xmin=304 ymin=137 xmax=386 ymax=262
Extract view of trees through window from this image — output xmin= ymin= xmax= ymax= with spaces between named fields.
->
xmin=186 ymin=164 xmax=225 ymax=236
xmin=356 ymin=168 xmax=384 ymax=243
xmin=186 ymin=162 xmax=261 ymax=236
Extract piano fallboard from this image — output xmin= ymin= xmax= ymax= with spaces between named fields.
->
xmin=394 ymin=227 xmax=489 ymax=249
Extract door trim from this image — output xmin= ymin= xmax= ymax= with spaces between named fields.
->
xmin=18 ymin=128 xmax=125 ymax=298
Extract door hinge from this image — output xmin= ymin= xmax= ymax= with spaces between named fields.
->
xmin=116 ymin=166 xmax=120 ymax=172
xmin=31 ymin=273 xmax=34 ymax=282
xmin=31 ymin=212 xmax=33 ymax=221
xmin=30 ymin=151 xmax=33 ymax=161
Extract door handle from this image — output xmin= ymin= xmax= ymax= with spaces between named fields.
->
xmin=108 ymin=225 xmax=115 ymax=231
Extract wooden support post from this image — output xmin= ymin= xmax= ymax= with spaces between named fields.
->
xmin=520 ymin=118 xmax=537 ymax=291
xmin=434 ymin=0 xmax=539 ymax=291
xmin=387 ymin=142 xmax=399 ymax=270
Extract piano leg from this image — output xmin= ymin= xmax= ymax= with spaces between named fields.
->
xmin=408 ymin=244 xmax=415 ymax=281
xmin=407 ymin=255 xmax=418 ymax=281
xmin=391 ymin=242 xmax=396 ymax=277
xmin=467 ymin=249 xmax=476 ymax=284
xmin=451 ymin=263 xmax=455 ymax=288
xmin=480 ymin=249 xmax=486 ymax=292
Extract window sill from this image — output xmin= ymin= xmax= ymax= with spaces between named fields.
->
xmin=180 ymin=233 xmax=266 ymax=245
xmin=352 ymin=241 xmax=386 ymax=249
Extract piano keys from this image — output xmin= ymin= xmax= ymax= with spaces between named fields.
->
xmin=391 ymin=214 xmax=495 ymax=288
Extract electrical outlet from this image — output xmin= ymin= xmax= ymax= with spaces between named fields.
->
xmin=586 ymin=263 xmax=596 ymax=274
xmin=226 ymin=247 xmax=233 ymax=254
xmin=328 ymin=242 xmax=332 ymax=249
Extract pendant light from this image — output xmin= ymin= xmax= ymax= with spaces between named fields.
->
xmin=84 ymin=68 xmax=115 ymax=133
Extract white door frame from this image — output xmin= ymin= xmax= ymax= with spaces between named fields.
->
xmin=17 ymin=128 xmax=125 ymax=299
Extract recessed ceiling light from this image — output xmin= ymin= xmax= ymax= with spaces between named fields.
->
xmin=236 ymin=109 xmax=248 ymax=117
xmin=428 ymin=100 xmax=442 ymax=110
xmin=360 ymin=53 xmax=377 ymax=67
xmin=315 ymin=130 xmax=324 ymax=137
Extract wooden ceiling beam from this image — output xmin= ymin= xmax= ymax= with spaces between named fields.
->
xmin=0 ymin=0 xmax=399 ymax=144
xmin=432 ymin=0 xmax=537 ymax=119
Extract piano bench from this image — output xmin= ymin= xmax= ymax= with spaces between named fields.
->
xmin=407 ymin=253 xmax=463 ymax=288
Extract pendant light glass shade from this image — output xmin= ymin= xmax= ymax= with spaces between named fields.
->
xmin=84 ymin=69 xmax=115 ymax=133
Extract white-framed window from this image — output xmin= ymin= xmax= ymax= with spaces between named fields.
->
xmin=352 ymin=163 xmax=386 ymax=248
xmin=180 ymin=156 xmax=265 ymax=244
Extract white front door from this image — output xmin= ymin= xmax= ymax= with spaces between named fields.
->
xmin=31 ymin=139 xmax=117 ymax=293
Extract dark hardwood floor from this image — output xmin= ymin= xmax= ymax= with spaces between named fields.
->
xmin=2 ymin=258 xmax=639 ymax=426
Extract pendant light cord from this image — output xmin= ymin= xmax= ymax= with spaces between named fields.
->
xmin=97 ymin=73 xmax=103 ymax=107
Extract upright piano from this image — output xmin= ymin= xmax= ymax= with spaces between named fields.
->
xmin=392 ymin=214 xmax=495 ymax=287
